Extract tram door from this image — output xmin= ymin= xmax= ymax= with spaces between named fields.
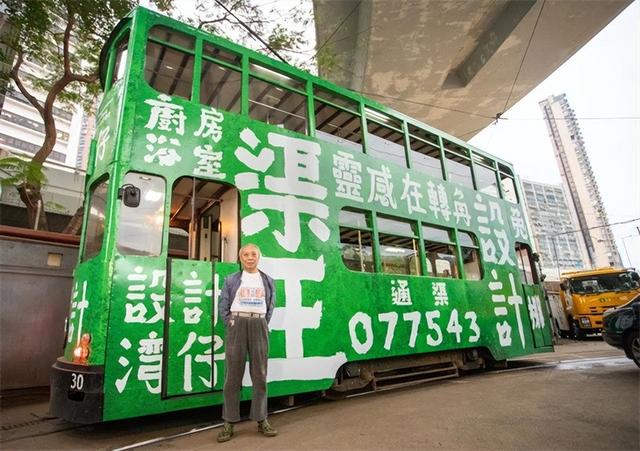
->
xmin=516 ymin=243 xmax=552 ymax=348
xmin=162 ymin=177 xmax=239 ymax=398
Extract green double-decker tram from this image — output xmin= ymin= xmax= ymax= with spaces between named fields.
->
xmin=50 ymin=7 xmax=553 ymax=423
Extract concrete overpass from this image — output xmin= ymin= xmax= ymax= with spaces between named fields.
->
xmin=313 ymin=0 xmax=631 ymax=139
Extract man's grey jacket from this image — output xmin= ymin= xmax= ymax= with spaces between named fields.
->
xmin=218 ymin=270 xmax=275 ymax=326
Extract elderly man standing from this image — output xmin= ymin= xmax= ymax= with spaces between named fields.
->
xmin=217 ymin=243 xmax=277 ymax=442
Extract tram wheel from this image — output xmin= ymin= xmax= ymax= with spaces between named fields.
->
xmin=323 ymin=389 xmax=348 ymax=401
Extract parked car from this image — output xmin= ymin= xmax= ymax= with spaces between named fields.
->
xmin=602 ymin=294 xmax=640 ymax=367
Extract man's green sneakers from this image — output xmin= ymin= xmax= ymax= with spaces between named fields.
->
xmin=217 ymin=422 xmax=234 ymax=442
xmin=258 ymin=419 xmax=278 ymax=437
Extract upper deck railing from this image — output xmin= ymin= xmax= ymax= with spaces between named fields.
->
xmin=99 ymin=7 xmax=521 ymax=205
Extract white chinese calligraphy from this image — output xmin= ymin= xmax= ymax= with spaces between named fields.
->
xmin=367 ymin=165 xmax=397 ymax=208
xmin=391 ymin=280 xmax=412 ymax=306
xmin=238 ymin=130 xmax=329 ymax=252
xmin=432 ymin=282 xmax=448 ymax=307
xmin=333 ymin=151 xmax=363 ymax=202
xmin=401 ymin=174 xmax=426 ymax=214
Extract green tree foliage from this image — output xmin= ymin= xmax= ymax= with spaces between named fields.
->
xmin=184 ymin=0 xmax=314 ymax=70
xmin=0 ymin=156 xmax=49 ymax=229
xmin=0 ymin=156 xmax=47 ymax=188
xmin=0 ymin=0 xmax=173 ymax=230
xmin=0 ymin=0 xmax=315 ymax=231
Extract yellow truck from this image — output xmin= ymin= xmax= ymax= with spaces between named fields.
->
xmin=548 ymin=267 xmax=640 ymax=339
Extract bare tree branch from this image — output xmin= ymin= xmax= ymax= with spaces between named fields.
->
xmin=198 ymin=14 xmax=228 ymax=29
xmin=35 ymin=31 xmax=74 ymax=163
xmin=9 ymin=49 xmax=45 ymax=117
xmin=35 ymin=76 xmax=67 ymax=164
xmin=69 ymin=73 xmax=99 ymax=84
xmin=62 ymin=4 xmax=75 ymax=76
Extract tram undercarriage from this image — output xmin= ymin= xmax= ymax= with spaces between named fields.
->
xmin=327 ymin=348 xmax=491 ymax=395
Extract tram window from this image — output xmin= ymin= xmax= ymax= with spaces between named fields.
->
xmin=501 ymin=175 xmax=518 ymax=203
xmin=516 ymin=242 xmax=538 ymax=285
xmin=145 ymin=27 xmax=194 ymax=100
xmin=110 ymin=31 xmax=129 ymax=89
xmin=473 ymin=155 xmax=499 ymax=197
xmin=249 ymin=77 xmax=307 ymax=134
xmin=82 ymin=177 xmax=109 ymax=261
xmin=378 ymin=216 xmax=420 ymax=276
xmin=443 ymin=141 xmax=473 ymax=189
xmin=116 ymin=173 xmax=165 ymax=257
xmin=459 ymin=231 xmax=482 ymax=280
xmin=408 ymin=125 xmax=443 ymax=179
xmin=200 ymin=61 xmax=241 ymax=112
xmin=149 ymin=26 xmax=195 ymax=50
xmin=422 ymin=225 xmax=458 ymax=278
xmin=339 ymin=209 xmax=370 ymax=229
xmin=250 ymin=62 xmax=305 ymax=91
xmin=377 ymin=216 xmax=415 ymax=236
xmin=340 ymin=228 xmax=374 ymax=272
xmin=169 ymin=177 xmax=238 ymax=262
xmin=203 ymin=42 xmax=241 ymax=66
xmin=315 ymin=100 xmax=363 ymax=152
xmin=366 ymin=109 xmax=407 ymax=167
xmin=315 ymin=86 xmax=359 ymax=109
xmin=499 ymin=163 xmax=518 ymax=203
xmin=339 ymin=209 xmax=374 ymax=272
xmin=422 ymin=225 xmax=451 ymax=243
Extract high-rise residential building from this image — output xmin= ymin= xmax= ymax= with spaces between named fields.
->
xmin=0 ymin=59 xmax=84 ymax=167
xmin=522 ymin=179 xmax=588 ymax=276
xmin=0 ymin=56 xmax=88 ymax=230
xmin=539 ymin=93 xmax=622 ymax=268
xmin=76 ymin=109 xmax=95 ymax=171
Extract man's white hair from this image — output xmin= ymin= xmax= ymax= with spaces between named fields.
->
xmin=238 ymin=243 xmax=261 ymax=258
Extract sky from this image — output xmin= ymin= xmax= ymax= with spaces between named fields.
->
xmin=469 ymin=1 xmax=640 ymax=270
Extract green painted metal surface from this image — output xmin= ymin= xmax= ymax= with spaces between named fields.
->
xmin=58 ymin=7 xmax=553 ymax=422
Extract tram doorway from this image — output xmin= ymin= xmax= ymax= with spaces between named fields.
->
xmin=516 ymin=242 xmax=552 ymax=348
xmin=162 ymin=177 xmax=240 ymax=398
xmin=167 ymin=177 xmax=239 ymax=262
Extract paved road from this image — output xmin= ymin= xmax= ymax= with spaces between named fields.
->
xmin=1 ymin=339 xmax=638 ymax=450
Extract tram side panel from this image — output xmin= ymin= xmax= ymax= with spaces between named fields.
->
xmin=50 ymin=7 xmax=553 ymax=423
xmin=98 ymin=89 xmax=552 ymax=420
xmin=50 ymin=74 xmax=128 ymax=424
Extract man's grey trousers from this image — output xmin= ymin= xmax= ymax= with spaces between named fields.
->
xmin=222 ymin=315 xmax=269 ymax=422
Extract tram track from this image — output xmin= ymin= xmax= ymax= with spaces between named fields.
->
xmin=0 ymin=418 xmax=87 ymax=444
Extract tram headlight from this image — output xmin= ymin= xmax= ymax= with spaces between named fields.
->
xmin=579 ymin=317 xmax=591 ymax=328
xmin=72 ymin=333 xmax=91 ymax=365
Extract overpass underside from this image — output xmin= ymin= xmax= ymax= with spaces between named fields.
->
xmin=313 ymin=0 xmax=631 ymax=138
